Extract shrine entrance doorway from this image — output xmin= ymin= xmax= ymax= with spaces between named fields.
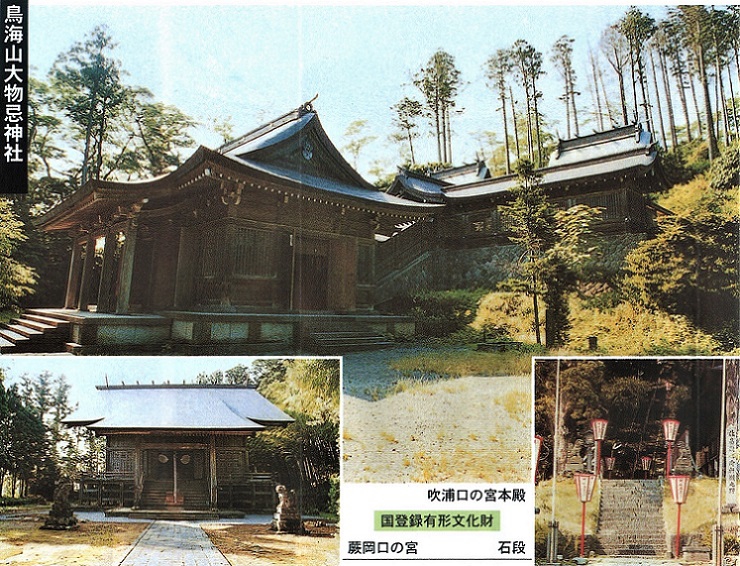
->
xmin=142 ymin=449 xmax=209 ymax=509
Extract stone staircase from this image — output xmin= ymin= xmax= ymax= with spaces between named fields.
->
xmin=0 ymin=310 xmax=71 ymax=354
xmin=306 ymin=328 xmax=396 ymax=353
xmin=597 ymin=479 xmax=667 ymax=556
xmin=297 ymin=320 xmax=396 ymax=353
xmin=141 ymin=480 xmax=209 ymax=510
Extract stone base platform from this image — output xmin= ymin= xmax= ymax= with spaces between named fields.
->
xmin=105 ymin=507 xmax=233 ymax=521
xmin=24 ymin=308 xmax=414 ymax=355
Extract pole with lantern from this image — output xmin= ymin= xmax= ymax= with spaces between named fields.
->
xmin=574 ymin=473 xmax=597 ymax=558
xmin=669 ymin=474 xmax=691 ymax=559
xmin=640 ymin=456 xmax=652 ymax=479
xmin=591 ymin=418 xmax=608 ymax=476
xmin=662 ymin=419 xmax=680 ymax=478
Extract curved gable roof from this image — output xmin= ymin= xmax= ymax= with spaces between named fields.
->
xmin=63 ymin=384 xmax=294 ymax=433
xmin=221 ymin=104 xmax=374 ymax=191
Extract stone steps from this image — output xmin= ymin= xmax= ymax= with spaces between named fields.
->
xmin=303 ymin=326 xmax=396 ymax=353
xmin=0 ymin=310 xmax=71 ymax=354
xmin=596 ymin=479 xmax=667 ymax=557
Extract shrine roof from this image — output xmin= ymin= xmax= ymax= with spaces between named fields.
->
xmin=444 ymin=124 xmax=659 ymax=201
xmin=431 ymin=161 xmax=490 ymax=184
xmin=386 ymin=169 xmax=449 ymax=204
xmin=63 ymin=384 xmax=294 ymax=433
xmin=37 ymin=104 xmax=441 ymax=231
xmin=220 ymin=103 xmax=442 ymax=210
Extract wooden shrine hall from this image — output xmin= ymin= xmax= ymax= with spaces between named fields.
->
xmin=8 ymin=103 xmax=669 ymax=354
xmin=63 ymin=383 xmax=294 ymax=516
xmin=25 ymin=102 xmax=438 ymax=353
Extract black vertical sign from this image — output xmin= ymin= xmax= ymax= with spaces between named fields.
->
xmin=1 ymin=0 xmax=27 ymax=194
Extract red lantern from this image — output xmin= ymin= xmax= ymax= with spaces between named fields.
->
xmin=668 ymin=475 xmax=691 ymax=558
xmin=591 ymin=419 xmax=608 ymax=476
xmin=662 ymin=419 xmax=680 ymax=477
xmin=574 ymin=473 xmax=597 ymax=557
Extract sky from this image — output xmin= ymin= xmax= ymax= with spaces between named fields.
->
xmin=0 ymin=355 xmax=339 ymax=411
xmin=28 ymin=3 xmax=671 ymax=180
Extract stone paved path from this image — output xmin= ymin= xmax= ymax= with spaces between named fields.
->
xmin=118 ymin=521 xmax=231 ymax=566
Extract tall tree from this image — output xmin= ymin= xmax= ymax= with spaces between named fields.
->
xmin=0 ymin=200 xmax=36 ymax=311
xmin=670 ymin=6 xmax=719 ymax=160
xmin=601 ymin=24 xmax=631 ymax=125
xmin=391 ymin=97 xmax=423 ymax=165
xmin=342 ymin=120 xmax=376 ymax=169
xmin=500 ymin=159 xmax=555 ymax=344
xmin=652 ymin=23 xmax=679 ymax=148
xmin=551 ymin=35 xmax=580 ymax=138
xmin=414 ymin=49 xmax=461 ymax=164
xmin=50 ymin=26 xmax=126 ymax=185
xmin=619 ymin=7 xmax=656 ymax=129
xmin=511 ymin=40 xmax=545 ymax=166
xmin=485 ymin=49 xmax=514 ymax=174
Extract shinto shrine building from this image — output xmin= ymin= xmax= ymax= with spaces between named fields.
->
xmin=2 ymin=103 xmax=668 ymax=354
xmin=63 ymin=383 xmax=294 ymax=515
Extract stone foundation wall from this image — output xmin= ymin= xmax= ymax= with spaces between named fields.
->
xmin=376 ymin=233 xmax=649 ymax=301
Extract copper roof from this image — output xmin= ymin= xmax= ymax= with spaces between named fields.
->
xmin=63 ymin=384 xmax=294 ymax=432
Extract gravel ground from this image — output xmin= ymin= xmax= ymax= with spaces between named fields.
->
xmin=343 ymin=372 xmax=531 ymax=483
xmin=342 ymin=346 xmax=458 ymax=400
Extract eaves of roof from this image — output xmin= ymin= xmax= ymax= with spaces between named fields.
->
xmin=444 ymin=149 xmax=657 ymax=201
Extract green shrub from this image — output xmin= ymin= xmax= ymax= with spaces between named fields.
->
xmin=567 ymin=298 xmax=720 ymax=355
xmin=327 ymin=474 xmax=339 ymax=518
xmin=709 ymin=142 xmax=740 ymax=191
xmin=472 ymin=292 xmax=538 ymax=342
xmin=0 ymin=496 xmax=45 ymax=507
xmin=410 ymin=289 xmax=488 ymax=337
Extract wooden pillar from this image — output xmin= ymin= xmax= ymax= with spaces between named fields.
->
xmin=77 ymin=233 xmax=96 ymax=312
xmin=64 ymin=239 xmax=83 ymax=309
xmin=96 ymin=229 xmax=118 ymax=313
xmin=115 ymin=217 xmax=139 ymax=314
xmin=133 ymin=439 xmax=143 ymax=509
xmin=220 ymin=224 xmax=235 ymax=308
xmin=173 ymin=226 xmax=196 ymax=309
xmin=209 ymin=433 xmax=218 ymax=510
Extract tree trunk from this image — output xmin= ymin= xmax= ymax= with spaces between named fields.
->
xmin=533 ymin=78 xmax=543 ymax=166
xmin=94 ymin=96 xmax=109 ymax=181
xmin=588 ymin=68 xmax=603 ymax=131
xmin=637 ymin=52 xmax=652 ymax=132
xmin=659 ymin=48 xmax=679 ymax=148
xmin=406 ymin=128 xmax=416 ymax=165
xmin=445 ymin=106 xmax=453 ymax=164
xmin=440 ymin=101 xmax=448 ymax=164
xmin=510 ymin=86 xmax=521 ymax=162
xmin=649 ymin=48 xmax=667 ymax=149
xmin=629 ymin=48 xmax=639 ymax=122
xmin=500 ymin=91 xmax=511 ymax=174
xmin=714 ymin=52 xmax=729 ymax=144
xmin=524 ymin=80 xmax=534 ymax=160
xmin=726 ymin=64 xmax=738 ymax=141
xmin=434 ymin=96 xmax=442 ymax=163
xmin=689 ymin=69 xmax=703 ymax=140
xmin=672 ymin=52 xmax=693 ymax=142
xmin=695 ymin=34 xmax=718 ymax=159
xmin=598 ymin=64 xmax=614 ymax=127
xmin=570 ymin=70 xmax=580 ymax=137
xmin=617 ymin=66 xmax=629 ymax=125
